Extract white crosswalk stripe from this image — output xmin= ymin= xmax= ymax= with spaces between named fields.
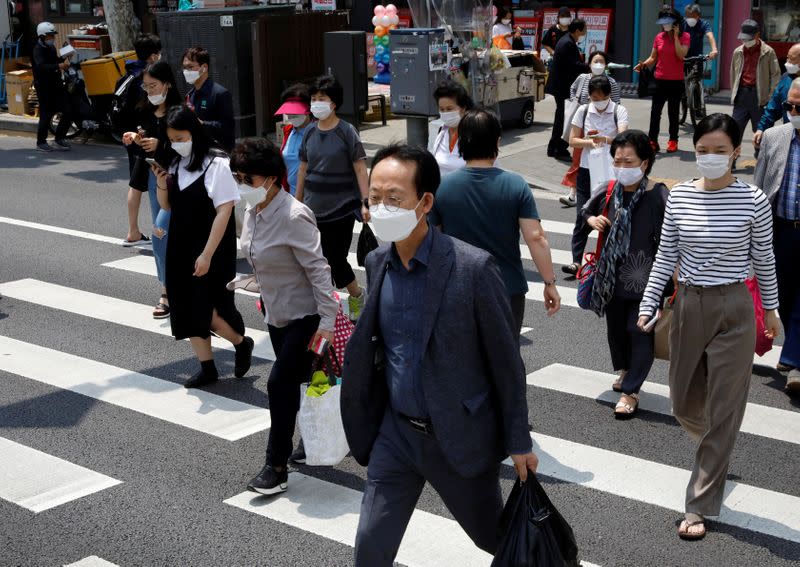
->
xmin=63 ymin=557 xmax=119 ymax=567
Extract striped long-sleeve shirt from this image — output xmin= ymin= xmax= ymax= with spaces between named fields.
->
xmin=639 ymin=179 xmax=779 ymax=318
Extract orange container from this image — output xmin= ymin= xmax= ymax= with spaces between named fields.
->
xmin=80 ymin=51 xmax=135 ymax=96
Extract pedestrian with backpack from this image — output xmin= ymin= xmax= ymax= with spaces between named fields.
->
xmin=116 ymin=34 xmax=162 ymax=246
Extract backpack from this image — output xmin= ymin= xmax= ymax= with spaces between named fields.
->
xmin=110 ymin=71 xmax=142 ymax=135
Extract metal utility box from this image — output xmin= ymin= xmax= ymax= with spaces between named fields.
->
xmin=389 ymin=28 xmax=448 ymax=117
xmin=155 ymin=5 xmax=294 ymax=140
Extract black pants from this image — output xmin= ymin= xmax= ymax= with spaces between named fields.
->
xmin=774 ymin=218 xmax=800 ymax=368
xmin=265 ymin=314 xmax=320 ymax=468
xmin=354 ymin=409 xmax=503 ymax=566
xmin=37 ymin=89 xmax=73 ymax=145
xmin=605 ymin=296 xmax=654 ymax=395
xmin=732 ymin=86 xmax=762 ymax=145
xmin=571 ymin=167 xmax=593 ymax=264
xmin=510 ymin=293 xmax=525 ymax=337
xmin=318 ymin=214 xmax=357 ymax=289
xmin=548 ymin=96 xmax=569 ymax=154
xmin=648 ymin=78 xmax=684 ymax=143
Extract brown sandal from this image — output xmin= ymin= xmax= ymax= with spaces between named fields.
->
xmin=153 ymin=294 xmax=170 ymax=319
xmin=614 ymin=393 xmax=639 ymax=419
xmin=678 ymin=519 xmax=706 ymax=541
xmin=612 ymin=371 xmax=627 ymax=392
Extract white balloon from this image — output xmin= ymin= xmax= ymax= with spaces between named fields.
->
xmin=372 ymin=15 xmax=379 ymax=26
xmin=390 ymin=15 xmax=399 ymax=25
xmin=381 ymin=14 xmax=392 ymax=26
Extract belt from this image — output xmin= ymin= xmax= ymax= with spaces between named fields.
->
xmin=398 ymin=413 xmax=435 ymax=436
xmin=775 ymin=217 xmax=800 ymax=229
xmin=680 ymin=281 xmax=745 ymax=294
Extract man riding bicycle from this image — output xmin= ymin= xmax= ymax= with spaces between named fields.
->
xmin=681 ymin=4 xmax=718 ymax=122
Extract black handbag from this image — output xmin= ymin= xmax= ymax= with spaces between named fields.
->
xmin=356 ymin=223 xmax=379 ymax=267
xmin=637 ymin=66 xmax=657 ymax=99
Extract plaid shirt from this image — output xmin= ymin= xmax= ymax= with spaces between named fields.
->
xmin=777 ymin=130 xmax=800 ymax=220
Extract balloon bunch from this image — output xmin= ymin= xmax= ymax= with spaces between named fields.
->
xmin=372 ymin=4 xmax=399 ymax=85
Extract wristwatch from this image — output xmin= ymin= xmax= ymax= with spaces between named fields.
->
xmin=543 ymin=278 xmax=557 ymax=286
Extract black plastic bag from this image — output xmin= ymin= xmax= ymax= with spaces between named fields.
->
xmin=356 ymin=223 xmax=379 ymax=267
xmin=637 ymin=66 xmax=657 ymax=99
xmin=492 ymin=476 xmax=579 ymax=567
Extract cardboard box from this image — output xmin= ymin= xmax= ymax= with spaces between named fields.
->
xmin=6 ymin=70 xmax=33 ymax=116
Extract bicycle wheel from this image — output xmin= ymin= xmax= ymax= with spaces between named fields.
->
xmin=49 ymin=112 xmax=83 ymax=139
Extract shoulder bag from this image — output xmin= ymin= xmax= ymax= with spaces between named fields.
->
xmin=577 ymin=180 xmax=616 ymax=310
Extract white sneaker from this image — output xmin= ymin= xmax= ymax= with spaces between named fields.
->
xmin=559 ymin=194 xmax=577 ymax=207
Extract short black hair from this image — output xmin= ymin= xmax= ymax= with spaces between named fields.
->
xmin=589 ymin=50 xmax=609 ymax=65
xmin=588 ymin=75 xmax=612 ymax=96
xmin=693 ymin=113 xmax=741 ymax=147
xmin=610 ymin=130 xmax=655 ymax=176
xmin=134 ymin=34 xmax=161 ymax=61
xmin=165 ymin=105 xmax=213 ymax=172
xmin=494 ymin=6 xmax=510 ymax=26
xmin=558 ymin=6 xmax=571 ymax=18
xmin=311 ymin=75 xmax=343 ymax=109
xmin=230 ymin=138 xmax=287 ymax=182
xmin=371 ymin=144 xmax=441 ymax=199
xmin=183 ymin=46 xmax=210 ymax=67
xmin=433 ymin=80 xmax=475 ymax=111
xmin=458 ymin=107 xmax=502 ymax=161
xmin=568 ymin=19 xmax=586 ymax=34
xmin=281 ymin=82 xmax=311 ymax=105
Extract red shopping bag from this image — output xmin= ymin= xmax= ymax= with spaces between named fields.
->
xmin=330 ymin=292 xmax=355 ymax=369
xmin=746 ymin=277 xmax=773 ymax=357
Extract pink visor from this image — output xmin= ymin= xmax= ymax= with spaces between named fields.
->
xmin=274 ymin=99 xmax=310 ymax=116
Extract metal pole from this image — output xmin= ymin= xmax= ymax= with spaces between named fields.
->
xmin=405 ymin=116 xmax=429 ymax=148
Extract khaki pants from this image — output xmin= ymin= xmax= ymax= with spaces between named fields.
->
xmin=668 ymin=283 xmax=756 ymax=517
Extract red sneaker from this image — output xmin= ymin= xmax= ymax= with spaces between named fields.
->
xmin=666 ymin=140 xmax=678 ymax=153
xmin=650 ymin=140 xmax=660 ymax=153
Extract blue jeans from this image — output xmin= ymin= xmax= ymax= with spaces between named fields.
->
xmin=147 ymin=172 xmax=169 ymax=285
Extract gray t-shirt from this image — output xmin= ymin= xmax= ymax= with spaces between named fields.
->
xmin=300 ymin=120 xmax=366 ymax=222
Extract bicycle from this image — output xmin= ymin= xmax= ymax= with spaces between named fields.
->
xmin=679 ymin=55 xmax=708 ymax=127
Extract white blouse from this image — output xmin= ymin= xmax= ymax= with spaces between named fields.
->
xmin=431 ymin=127 xmax=466 ymax=177
xmin=171 ymin=155 xmax=241 ymax=209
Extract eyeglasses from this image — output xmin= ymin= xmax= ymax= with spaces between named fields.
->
xmin=233 ymin=173 xmax=255 ymax=186
xmin=141 ymin=82 xmax=162 ymax=93
xmin=782 ymin=101 xmax=800 ymax=113
xmin=366 ymin=195 xmax=407 ymax=213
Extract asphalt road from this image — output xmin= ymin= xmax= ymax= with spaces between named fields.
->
xmin=0 ymin=132 xmax=798 ymax=567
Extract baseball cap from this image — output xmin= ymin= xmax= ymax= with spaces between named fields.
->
xmin=738 ymin=19 xmax=760 ymax=41
xmin=274 ymin=97 xmax=310 ymax=116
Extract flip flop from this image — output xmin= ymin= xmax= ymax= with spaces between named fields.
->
xmin=678 ymin=519 xmax=706 ymax=541
xmin=122 ymin=235 xmax=150 ymax=247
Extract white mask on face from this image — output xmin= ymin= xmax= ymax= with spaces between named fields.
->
xmin=785 ymin=62 xmax=799 ymax=75
xmin=439 ymin=110 xmax=461 ymax=128
xmin=685 ymin=18 xmax=698 ymax=28
xmin=662 ymin=24 xmax=674 ymax=32
xmin=590 ymin=62 xmax=606 ymax=76
xmin=171 ymin=140 xmax=193 ymax=158
xmin=743 ymin=39 xmax=757 ymax=48
xmin=614 ymin=166 xmax=645 ymax=187
xmin=502 ymin=19 xmax=511 ymax=25
xmin=286 ymin=114 xmax=307 ymax=128
xmin=788 ymin=112 xmax=800 ymax=129
xmin=239 ymin=180 xmax=272 ymax=209
xmin=558 ymin=17 xmax=572 ymax=26
xmin=696 ymin=153 xmax=733 ymax=179
xmin=592 ymin=99 xmax=610 ymax=112
xmin=148 ymin=91 xmax=167 ymax=106
xmin=310 ymin=101 xmax=333 ymax=120
xmin=183 ymin=69 xmax=201 ymax=84
xmin=369 ymin=200 xmax=423 ymax=243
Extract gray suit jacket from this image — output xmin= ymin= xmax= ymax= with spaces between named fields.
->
xmin=340 ymin=228 xmax=532 ymax=478
xmin=754 ymin=122 xmax=794 ymax=205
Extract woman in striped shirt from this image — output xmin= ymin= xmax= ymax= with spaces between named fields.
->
xmin=638 ymin=114 xmax=781 ymax=541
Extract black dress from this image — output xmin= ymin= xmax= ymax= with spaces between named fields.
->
xmin=165 ymin=156 xmax=244 ymax=341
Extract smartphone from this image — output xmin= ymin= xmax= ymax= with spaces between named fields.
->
xmin=145 ymin=158 xmax=164 ymax=171
xmin=643 ymin=311 xmax=661 ymax=332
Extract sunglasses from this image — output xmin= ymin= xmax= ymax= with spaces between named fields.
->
xmin=782 ymin=101 xmax=800 ymax=113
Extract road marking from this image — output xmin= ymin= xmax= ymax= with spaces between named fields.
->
xmin=0 ymin=279 xmax=275 ymax=361
xmin=0 ymin=215 xmax=150 ymax=248
xmin=527 ymin=364 xmax=800 ymax=446
xmin=0 ymin=335 xmax=269 ymax=441
xmin=509 ymin=433 xmax=800 ymax=544
xmin=225 ymin=472 xmax=493 ymax=567
xmin=64 ymin=557 xmax=119 ymax=567
xmin=754 ymin=346 xmax=782 ymax=370
xmin=0 ymin=436 xmax=121 ymax=513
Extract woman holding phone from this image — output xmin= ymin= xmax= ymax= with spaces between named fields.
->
xmin=122 ymin=60 xmax=180 ymax=319
xmin=637 ymin=114 xmax=781 ymax=540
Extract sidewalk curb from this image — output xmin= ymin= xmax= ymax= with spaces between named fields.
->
xmin=0 ymin=113 xmax=38 ymax=134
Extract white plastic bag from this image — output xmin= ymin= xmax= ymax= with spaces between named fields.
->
xmin=588 ymin=146 xmax=614 ymax=197
xmin=297 ymin=384 xmax=350 ymax=466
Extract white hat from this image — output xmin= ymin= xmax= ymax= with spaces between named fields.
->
xmin=36 ymin=22 xmax=57 ymax=37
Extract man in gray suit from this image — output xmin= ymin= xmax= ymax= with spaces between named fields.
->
xmin=754 ymin=77 xmax=800 ymax=392
xmin=341 ymin=144 xmax=538 ymax=566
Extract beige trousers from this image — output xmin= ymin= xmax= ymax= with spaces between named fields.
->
xmin=668 ymin=282 xmax=756 ymax=517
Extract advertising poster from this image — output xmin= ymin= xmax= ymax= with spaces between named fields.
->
xmin=311 ymin=0 xmax=335 ymax=11
xmin=577 ymin=8 xmax=613 ymax=58
xmin=514 ymin=10 xmax=541 ymax=51
xmin=429 ymin=41 xmax=449 ymax=71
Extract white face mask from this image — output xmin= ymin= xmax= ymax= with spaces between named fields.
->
xmin=785 ymin=62 xmax=799 ymax=75
xmin=662 ymin=24 xmax=674 ymax=32
xmin=501 ymin=19 xmax=511 ymax=25
xmin=183 ymin=69 xmax=201 ymax=84
xmin=685 ymin=18 xmax=698 ymax=28
xmin=558 ymin=17 xmax=572 ymax=26
xmin=239 ymin=180 xmax=272 ymax=209
xmin=310 ymin=101 xmax=333 ymax=120
xmin=286 ymin=114 xmax=307 ymax=128
xmin=440 ymin=110 xmax=461 ymax=128
xmin=148 ymin=91 xmax=167 ymax=106
xmin=696 ymin=153 xmax=733 ymax=179
xmin=743 ymin=39 xmax=757 ymax=48
xmin=369 ymin=200 xmax=423 ymax=243
xmin=614 ymin=166 xmax=645 ymax=187
xmin=590 ymin=63 xmax=606 ymax=76
xmin=172 ymin=140 xmax=193 ymax=159
xmin=787 ymin=112 xmax=800 ymax=129
xmin=592 ymin=99 xmax=610 ymax=112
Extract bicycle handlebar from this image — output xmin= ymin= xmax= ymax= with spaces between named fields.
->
xmin=683 ymin=55 xmax=709 ymax=62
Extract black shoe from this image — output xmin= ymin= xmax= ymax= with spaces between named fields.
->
xmin=552 ymin=151 xmax=572 ymax=163
xmin=234 ymin=336 xmax=254 ymax=378
xmin=289 ymin=440 xmax=306 ymax=465
xmin=184 ymin=368 xmax=219 ymax=389
xmin=561 ymin=262 xmax=580 ymax=276
xmin=247 ymin=464 xmax=288 ymax=495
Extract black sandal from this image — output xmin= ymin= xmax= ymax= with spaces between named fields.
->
xmin=561 ymin=262 xmax=580 ymax=276
xmin=153 ymin=294 xmax=170 ymax=319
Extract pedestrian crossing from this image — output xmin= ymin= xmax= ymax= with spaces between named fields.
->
xmin=1 ymin=212 xmax=797 ymax=565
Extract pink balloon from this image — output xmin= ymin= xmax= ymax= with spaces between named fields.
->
xmin=373 ymin=5 xmax=385 ymax=16
xmin=385 ymin=3 xmax=397 ymax=13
